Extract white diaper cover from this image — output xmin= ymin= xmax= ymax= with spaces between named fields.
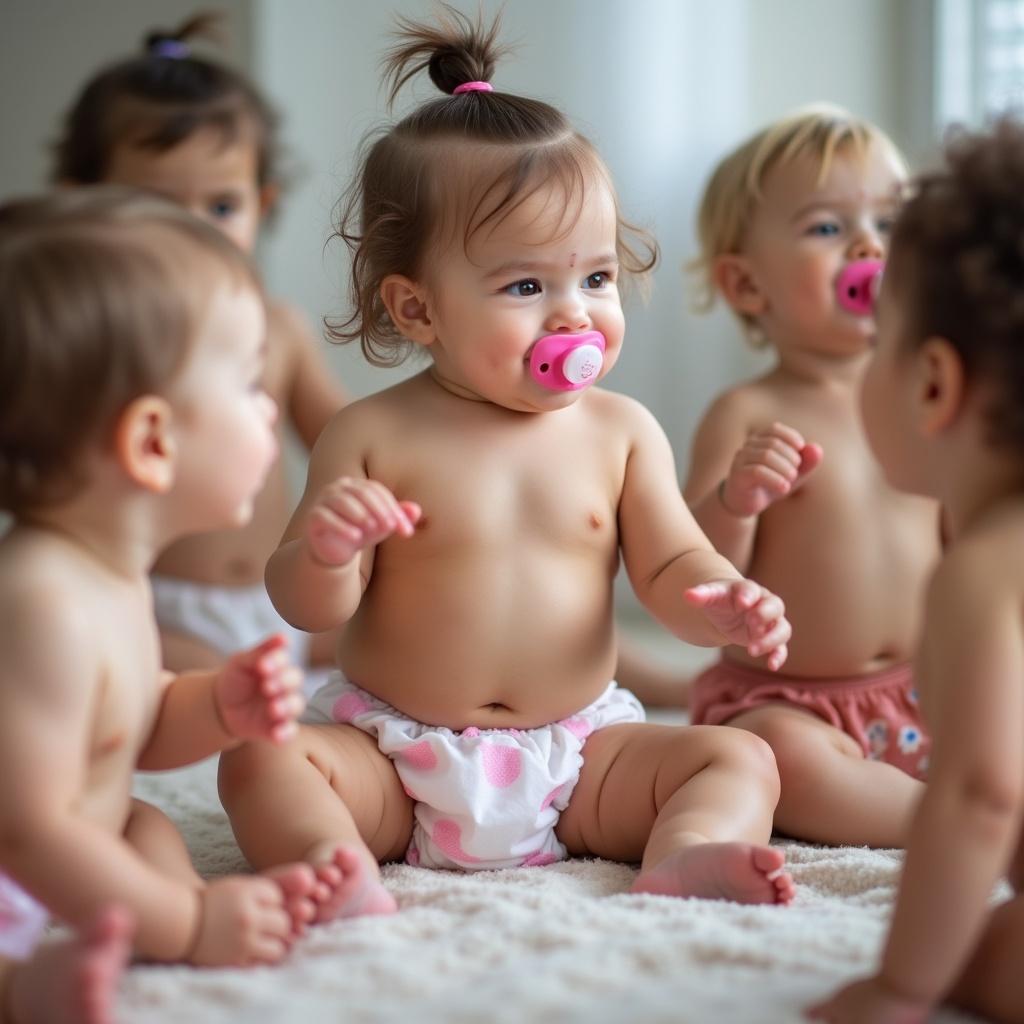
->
xmin=0 ymin=871 xmax=48 ymax=960
xmin=304 ymin=676 xmax=645 ymax=870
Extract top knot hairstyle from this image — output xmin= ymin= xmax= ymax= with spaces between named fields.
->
xmin=0 ymin=186 xmax=259 ymax=515
xmin=888 ymin=115 xmax=1024 ymax=453
xmin=329 ymin=4 xmax=657 ymax=367
xmin=53 ymin=11 xmax=282 ymax=188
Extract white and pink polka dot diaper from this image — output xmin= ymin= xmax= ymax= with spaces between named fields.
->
xmin=304 ymin=675 xmax=644 ymax=870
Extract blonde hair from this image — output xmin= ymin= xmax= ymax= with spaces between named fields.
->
xmin=691 ymin=103 xmax=907 ymax=343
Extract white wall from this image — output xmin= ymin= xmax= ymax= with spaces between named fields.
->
xmin=0 ymin=1 xmax=934 ymax=561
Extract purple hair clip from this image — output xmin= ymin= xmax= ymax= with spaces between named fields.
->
xmin=151 ymin=39 xmax=190 ymax=59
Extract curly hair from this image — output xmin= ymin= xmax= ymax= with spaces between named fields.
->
xmin=326 ymin=4 xmax=658 ymax=368
xmin=888 ymin=116 xmax=1024 ymax=452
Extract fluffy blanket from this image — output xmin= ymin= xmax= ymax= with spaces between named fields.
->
xmin=107 ymin=723 xmax=985 ymax=1024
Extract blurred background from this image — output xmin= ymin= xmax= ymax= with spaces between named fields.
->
xmin=2 ymin=0 xmax=1022 ymax=613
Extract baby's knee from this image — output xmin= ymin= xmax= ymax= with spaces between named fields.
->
xmin=714 ymin=728 xmax=780 ymax=794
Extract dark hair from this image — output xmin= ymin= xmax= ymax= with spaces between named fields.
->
xmin=888 ymin=115 xmax=1024 ymax=452
xmin=0 ymin=186 xmax=260 ymax=514
xmin=327 ymin=4 xmax=658 ymax=367
xmin=53 ymin=12 xmax=282 ymax=188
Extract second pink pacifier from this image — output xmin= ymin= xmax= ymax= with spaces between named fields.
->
xmin=528 ymin=330 xmax=606 ymax=391
xmin=836 ymin=259 xmax=884 ymax=315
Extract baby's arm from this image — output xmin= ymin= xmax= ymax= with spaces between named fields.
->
xmin=0 ymin=593 xmax=202 ymax=960
xmin=685 ymin=392 xmax=822 ymax=572
xmin=618 ymin=398 xmax=790 ymax=665
xmin=265 ymin=407 xmax=421 ymax=632
xmin=809 ymin=548 xmax=1024 ymax=1022
xmin=138 ymin=634 xmax=304 ymax=770
xmin=272 ymin=301 xmax=348 ymax=447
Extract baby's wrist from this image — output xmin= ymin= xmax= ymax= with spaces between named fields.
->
xmin=717 ymin=479 xmax=751 ymax=519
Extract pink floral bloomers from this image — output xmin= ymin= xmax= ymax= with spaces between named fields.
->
xmin=691 ymin=658 xmax=930 ymax=780
xmin=0 ymin=871 xmax=48 ymax=960
xmin=304 ymin=676 xmax=645 ymax=869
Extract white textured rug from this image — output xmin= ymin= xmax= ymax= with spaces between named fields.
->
xmin=106 ymin=733 xmax=986 ymax=1024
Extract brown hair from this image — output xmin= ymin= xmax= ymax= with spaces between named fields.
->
xmin=692 ymin=104 xmax=906 ymax=344
xmin=887 ymin=115 xmax=1024 ymax=453
xmin=327 ymin=4 xmax=658 ymax=367
xmin=53 ymin=12 xmax=283 ymax=188
xmin=0 ymin=185 xmax=260 ymax=514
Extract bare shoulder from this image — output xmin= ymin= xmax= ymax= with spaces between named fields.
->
xmin=697 ymin=377 xmax=783 ymax=437
xmin=0 ymin=530 xmax=99 ymax=690
xmin=265 ymin=297 xmax=316 ymax=352
xmin=586 ymin=387 xmax=663 ymax=438
xmin=933 ymin=503 xmax=1024 ymax=606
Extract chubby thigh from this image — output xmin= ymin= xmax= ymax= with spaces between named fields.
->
xmin=219 ymin=723 xmax=414 ymax=866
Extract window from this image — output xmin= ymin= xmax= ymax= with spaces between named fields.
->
xmin=936 ymin=0 xmax=1024 ymax=126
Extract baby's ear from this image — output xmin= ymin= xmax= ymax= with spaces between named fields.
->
xmin=916 ymin=336 xmax=965 ymax=436
xmin=713 ymin=254 xmax=767 ymax=318
xmin=115 ymin=395 xmax=176 ymax=493
xmin=258 ymin=182 xmax=280 ymax=219
xmin=380 ymin=275 xmax=435 ymax=347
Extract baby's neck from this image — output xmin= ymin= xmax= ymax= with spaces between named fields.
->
xmin=770 ymin=344 xmax=870 ymax=389
xmin=20 ymin=485 xmax=167 ymax=582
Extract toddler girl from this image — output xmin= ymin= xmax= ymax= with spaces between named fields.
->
xmin=219 ymin=7 xmax=796 ymax=919
xmin=683 ymin=106 xmax=941 ymax=847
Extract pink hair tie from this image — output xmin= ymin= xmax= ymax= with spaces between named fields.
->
xmin=453 ymin=81 xmax=493 ymax=95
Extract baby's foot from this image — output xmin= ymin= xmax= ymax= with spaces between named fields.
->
xmin=307 ymin=844 xmax=397 ymax=923
xmin=631 ymin=843 xmax=795 ymax=905
xmin=7 ymin=905 xmax=134 ymax=1024
xmin=261 ymin=862 xmax=319 ymax=937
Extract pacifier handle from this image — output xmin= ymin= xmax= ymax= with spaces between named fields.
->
xmin=528 ymin=330 xmax=606 ymax=392
xmin=836 ymin=259 xmax=884 ymax=315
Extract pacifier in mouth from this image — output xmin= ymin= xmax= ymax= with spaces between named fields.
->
xmin=836 ymin=259 xmax=884 ymax=315
xmin=528 ymin=330 xmax=606 ymax=392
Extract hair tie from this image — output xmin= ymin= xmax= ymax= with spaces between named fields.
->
xmin=150 ymin=39 xmax=191 ymax=59
xmin=453 ymin=81 xmax=493 ymax=95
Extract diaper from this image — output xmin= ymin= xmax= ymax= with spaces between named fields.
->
xmin=304 ymin=676 xmax=645 ymax=870
xmin=691 ymin=658 xmax=929 ymax=779
xmin=151 ymin=575 xmax=324 ymax=691
xmin=0 ymin=872 xmax=48 ymax=960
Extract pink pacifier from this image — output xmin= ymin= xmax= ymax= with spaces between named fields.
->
xmin=836 ymin=259 xmax=884 ymax=315
xmin=528 ymin=330 xmax=606 ymax=391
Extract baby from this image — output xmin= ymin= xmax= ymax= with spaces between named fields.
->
xmin=219 ymin=8 xmax=796 ymax=916
xmin=55 ymin=14 xmax=347 ymax=677
xmin=684 ymin=106 xmax=941 ymax=847
xmin=808 ymin=117 xmax=1024 ymax=1024
xmin=0 ymin=188 xmax=341 ymax=1016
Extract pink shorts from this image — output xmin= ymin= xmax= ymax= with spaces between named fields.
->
xmin=691 ymin=659 xmax=930 ymax=780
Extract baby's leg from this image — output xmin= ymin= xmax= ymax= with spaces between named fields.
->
xmin=219 ymin=724 xmax=412 ymax=921
xmin=124 ymin=799 xmax=204 ymax=886
xmin=729 ymin=704 xmax=924 ymax=847
xmin=124 ymin=798 xmax=317 ymax=935
xmin=947 ymin=894 xmax=1024 ymax=1023
xmin=557 ymin=723 xmax=793 ymax=905
xmin=2 ymin=906 xmax=133 ymax=1024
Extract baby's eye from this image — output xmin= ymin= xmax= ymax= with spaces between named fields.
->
xmin=209 ymin=197 xmax=239 ymax=219
xmin=582 ymin=271 xmax=610 ymax=290
xmin=505 ymin=279 xmax=541 ymax=297
xmin=807 ymin=221 xmax=840 ymax=237
xmin=876 ymin=216 xmax=896 ymax=234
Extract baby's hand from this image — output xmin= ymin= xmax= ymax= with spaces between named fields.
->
xmin=684 ymin=579 xmax=791 ymax=670
xmin=805 ymin=976 xmax=931 ymax=1024
xmin=215 ymin=634 xmax=304 ymax=744
xmin=720 ymin=422 xmax=823 ymax=517
xmin=306 ymin=477 xmax=422 ymax=567
xmin=187 ymin=876 xmax=299 ymax=967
